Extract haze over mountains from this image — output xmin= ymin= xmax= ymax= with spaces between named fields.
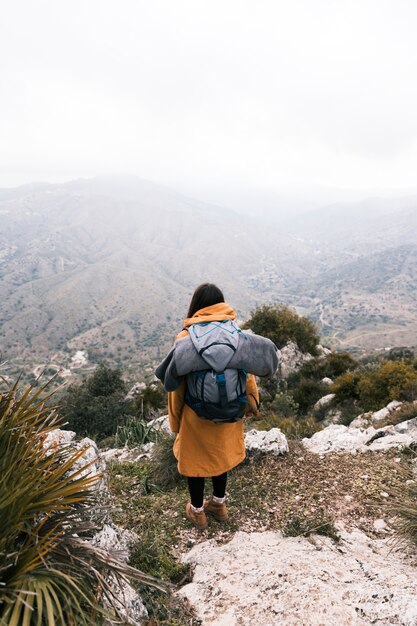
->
xmin=1 ymin=176 xmax=416 ymax=378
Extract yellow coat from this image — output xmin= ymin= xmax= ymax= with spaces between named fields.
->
xmin=168 ymin=302 xmax=259 ymax=477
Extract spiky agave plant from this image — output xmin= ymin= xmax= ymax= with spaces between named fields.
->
xmin=0 ymin=379 xmax=162 ymax=625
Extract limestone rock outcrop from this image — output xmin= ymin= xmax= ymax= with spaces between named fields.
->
xmin=302 ymin=417 xmax=417 ymax=455
xmin=179 ymin=529 xmax=417 ymax=626
xmin=244 ymin=428 xmax=289 ymax=457
xmin=350 ymin=400 xmax=404 ymax=428
xmin=276 ymin=341 xmax=313 ymax=379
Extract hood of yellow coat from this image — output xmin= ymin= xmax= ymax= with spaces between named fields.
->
xmin=183 ymin=302 xmax=237 ymax=328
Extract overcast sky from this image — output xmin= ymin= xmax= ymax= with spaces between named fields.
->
xmin=1 ymin=0 xmax=417 ymax=198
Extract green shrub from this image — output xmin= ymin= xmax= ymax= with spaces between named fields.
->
xmin=87 ymin=363 xmax=127 ymax=396
xmin=270 ymin=392 xmax=299 ymax=418
xmin=338 ymin=399 xmax=363 ymax=426
xmin=247 ymin=412 xmax=323 ymax=439
xmin=332 ymin=371 xmax=362 ymax=403
xmin=243 ymin=304 xmax=319 ymax=355
xmin=284 ymin=514 xmax=339 ymax=541
xmin=358 ymin=361 xmax=417 ymax=410
xmin=60 ymin=364 xmax=130 ymax=440
xmin=0 ymin=379 xmax=158 ymax=625
xmin=133 ymin=382 xmax=167 ymax=420
xmin=296 ymin=352 xmax=358 ymax=382
xmin=290 ymin=378 xmax=327 ymax=414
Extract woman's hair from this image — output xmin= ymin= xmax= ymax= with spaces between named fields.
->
xmin=187 ymin=283 xmax=225 ymax=318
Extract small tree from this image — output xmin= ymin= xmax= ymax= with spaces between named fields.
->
xmin=243 ymin=304 xmax=320 ymax=355
xmin=61 ymin=364 xmax=129 ymax=440
xmin=358 ymin=360 xmax=417 ymax=410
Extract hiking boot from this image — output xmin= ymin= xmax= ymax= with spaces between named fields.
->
xmin=185 ymin=502 xmax=208 ymax=530
xmin=204 ymin=497 xmax=228 ymax=522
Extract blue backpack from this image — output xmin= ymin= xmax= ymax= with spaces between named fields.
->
xmin=184 ymin=320 xmax=257 ymax=423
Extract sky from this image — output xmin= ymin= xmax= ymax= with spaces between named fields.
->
xmin=1 ymin=0 xmax=417 ymax=200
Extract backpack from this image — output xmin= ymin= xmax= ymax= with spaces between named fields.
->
xmin=184 ymin=320 xmax=257 ymax=423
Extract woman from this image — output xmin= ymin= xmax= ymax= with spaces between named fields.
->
xmin=168 ymin=283 xmax=259 ymax=530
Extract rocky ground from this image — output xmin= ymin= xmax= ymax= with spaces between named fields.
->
xmin=180 ymin=528 xmax=417 ymax=626
xmin=107 ymin=421 xmax=417 ymax=625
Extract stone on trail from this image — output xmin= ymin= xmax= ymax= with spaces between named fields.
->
xmin=313 ymin=393 xmax=336 ymax=412
xmin=302 ymin=417 xmax=417 ymax=455
xmin=101 ymin=442 xmax=155 ymax=463
xmin=244 ymin=428 xmax=289 ymax=457
xmin=179 ymin=529 xmax=417 ymax=626
xmin=351 ymin=400 xmax=403 ymax=428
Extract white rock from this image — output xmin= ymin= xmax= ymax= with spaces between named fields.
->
xmin=101 ymin=443 xmax=155 ymax=463
xmin=70 ymin=350 xmax=88 ymax=369
xmin=351 ymin=401 xmax=404 ymax=428
xmin=125 ymin=382 xmax=147 ymax=401
xmin=371 ymin=400 xmax=403 ymax=423
xmin=92 ymin=523 xmax=138 ymax=559
xmin=93 ymin=525 xmax=148 ymax=626
xmin=179 ymin=530 xmax=417 ymax=626
xmin=350 ymin=413 xmax=373 ymax=428
xmin=44 ymin=429 xmax=106 ymax=483
xmin=320 ymin=377 xmax=334 ymax=386
xmin=148 ymin=414 xmax=171 ymax=434
xmin=373 ymin=519 xmax=389 ymax=533
xmin=313 ymin=393 xmax=336 ymax=412
xmin=303 ymin=417 xmax=417 ymax=455
xmin=316 ymin=344 xmax=332 ymax=356
xmin=277 ymin=341 xmax=314 ymax=379
xmin=245 ymin=428 xmax=289 ymax=457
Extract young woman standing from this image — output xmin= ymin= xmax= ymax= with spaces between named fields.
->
xmin=168 ymin=283 xmax=259 ymax=530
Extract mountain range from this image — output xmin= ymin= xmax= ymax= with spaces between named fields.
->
xmin=1 ymin=176 xmax=416 ymax=379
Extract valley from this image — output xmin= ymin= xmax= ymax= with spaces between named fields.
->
xmin=1 ymin=177 xmax=416 ymax=381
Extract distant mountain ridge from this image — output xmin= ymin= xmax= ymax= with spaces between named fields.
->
xmin=1 ymin=177 xmax=416 ymax=378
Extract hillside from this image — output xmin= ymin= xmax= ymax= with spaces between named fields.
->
xmin=307 ymin=244 xmax=417 ymax=349
xmin=1 ymin=178 xmax=417 ymax=378
xmin=0 ymin=177 xmax=310 ymax=378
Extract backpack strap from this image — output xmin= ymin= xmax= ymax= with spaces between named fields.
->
xmin=215 ymin=372 xmax=228 ymax=409
xmin=246 ymin=392 xmax=260 ymax=411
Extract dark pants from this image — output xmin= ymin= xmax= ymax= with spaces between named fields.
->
xmin=187 ymin=472 xmax=228 ymax=508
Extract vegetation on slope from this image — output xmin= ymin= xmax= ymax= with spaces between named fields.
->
xmin=0 ymin=379 xmax=157 ymax=625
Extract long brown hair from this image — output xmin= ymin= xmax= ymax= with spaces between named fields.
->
xmin=186 ymin=283 xmax=225 ymax=318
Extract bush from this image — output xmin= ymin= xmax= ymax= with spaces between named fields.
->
xmin=0 ymin=379 xmax=157 ymax=624
xmin=296 ymin=353 xmax=358 ymax=382
xmin=249 ymin=413 xmax=323 ymax=439
xmin=61 ymin=364 xmax=130 ymax=440
xmin=332 ymin=371 xmax=362 ymax=403
xmin=270 ymin=392 xmax=299 ymax=418
xmin=358 ymin=361 xmax=417 ymax=410
xmin=338 ymin=399 xmax=363 ymax=426
xmin=133 ymin=382 xmax=167 ymax=420
xmin=332 ymin=359 xmax=417 ymax=412
xmin=87 ymin=364 xmax=127 ymax=396
xmin=243 ymin=304 xmax=320 ymax=355
xmin=290 ymin=378 xmax=327 ymax=415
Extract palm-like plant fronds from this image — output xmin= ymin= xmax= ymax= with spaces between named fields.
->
xmin=0 ymin=380 xmax=163 ymax=625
